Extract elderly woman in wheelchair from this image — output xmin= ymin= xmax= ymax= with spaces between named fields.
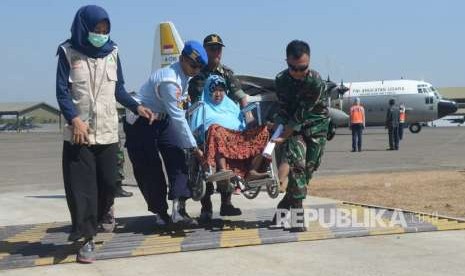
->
xmin=187 ymin=75 xmax=280 ymax=222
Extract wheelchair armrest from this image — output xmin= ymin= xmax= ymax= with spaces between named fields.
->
xmin=187 ymin=101 xmax=205 ymax=117
xmin=241 ymin=102 xmax=259 ymax=114
xmin=241 ymin=102 xmax=262 ymax=125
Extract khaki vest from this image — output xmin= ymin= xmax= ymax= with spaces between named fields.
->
xmin=61 ymin=43 xmax=119 ymax=145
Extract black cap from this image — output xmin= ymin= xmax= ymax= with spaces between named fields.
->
xmin=203 ymin=34 xmax=225 ymax=47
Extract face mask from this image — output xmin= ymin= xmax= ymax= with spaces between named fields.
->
xmin=88 ymin=32 xmax=109 ymax=48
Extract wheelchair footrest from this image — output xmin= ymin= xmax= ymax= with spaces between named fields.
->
xmin=246 ymin=178 xmax=275 ymax=188
xmin=206 ymin=170 xmax=235 ymax=183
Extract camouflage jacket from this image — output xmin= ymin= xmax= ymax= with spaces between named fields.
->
xmin=188 ymin=64 xmax=247 ymax=104
xmin=274 ymin=69 xmax=329 ymax=131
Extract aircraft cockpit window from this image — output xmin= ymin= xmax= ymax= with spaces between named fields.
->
xmin=417 ymin=88 xmax=422 ymax=93
xmin=425 ymin=96 xmax=434 ymax=104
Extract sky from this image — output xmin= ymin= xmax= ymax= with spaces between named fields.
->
xmin=1 ymin=0 xmax=464 ymax=105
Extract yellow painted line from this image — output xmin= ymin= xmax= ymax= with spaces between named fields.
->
xmin=334 ymin=203 xmax=406 ymax=235
xmin=5 ymin=223 xmax=54 ymax=243
xmin=220 ymin=228 xmax=261 ymax=247
xmin=34 ymin=255 xmax=76 ymax=266
xmin=415 ymin=214 xmax=465 ymax=231
xmin=298 ymin=221 xmax=335 ymax=241
xmin=94 ymin=232 xmax=115 ymax=251
xmin=132 ymin=234 xmax=184 ymax=256
xmin=132 ymin=246 xmax=181 ymax=256
xmin=1 ymin=223 xmax=54 ymax=261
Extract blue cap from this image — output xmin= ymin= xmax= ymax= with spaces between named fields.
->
xmin=182 ymin=40 xmax=208 ymax=66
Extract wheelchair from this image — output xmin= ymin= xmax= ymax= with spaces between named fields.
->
xmin=186 ymin=101 xmax=280 ymax=201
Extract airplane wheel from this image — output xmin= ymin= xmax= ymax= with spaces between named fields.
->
xmin=409 ymin=123 xmax=422 ymax=134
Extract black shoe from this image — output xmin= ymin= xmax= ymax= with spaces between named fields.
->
xmin=98 ymin=206 xmax=115 ymax=233
xmin=351 ymin=149 xmax=356 ymax=152
xmin=198 ymin=211 xmax=213 ymax=224
xmin=290 ymin=226 xmax=307 ymax=232
xmin=358 ymin=149 xmax=362 ymax=152
xmin=271 ymin=195 xmax=293 ymax=226
xmin=386 ymin=148 xmax=394 ymax=151
xmin=153 ymin=212 xmax=171 ymax=226
xmin=220 ymin=204 xmax=242 ymax=216
xmin=77 ymin=239 xmax=96 ymax=264
xmin=115 ymin=188 xmax=133 ymax=197
xmin=68 ymin=231 xmax=82 ymax=242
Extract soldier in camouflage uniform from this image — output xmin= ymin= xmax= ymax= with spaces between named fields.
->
xmin=188 ymin=34 xmax=249 ymax=221
xmin=272 ymin=40 xmax=330 ymax=231
xmin=115 ymin=131 xmax=133 ymax=197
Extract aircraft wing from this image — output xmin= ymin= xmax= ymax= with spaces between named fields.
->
xmin=237 ymin=75 xmax=349 ymax=127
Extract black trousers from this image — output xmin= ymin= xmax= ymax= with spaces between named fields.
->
xmin=63 ymin=141 xmax=118 ymax=239
xmin=388 ymin=126 xmax=400 ymax=150
xmin=124 ymin=117 xmax=191 ymax=215
xmin=399 ymin=123 xmax=405 ymax=140
xmin=200 ymin=182 xmax=232 ymax=213
xmin=351 ymin=124 xmax=363 ymax=151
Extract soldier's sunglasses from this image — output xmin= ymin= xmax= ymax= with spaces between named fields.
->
xmin=206 ymin=45 xmax=222 ymax=52
xmin=287 ymin=63 xmax=309 ymax=72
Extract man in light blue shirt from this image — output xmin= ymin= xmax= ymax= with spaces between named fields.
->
xmin=124 ymin=41 xmax=207 ymax=225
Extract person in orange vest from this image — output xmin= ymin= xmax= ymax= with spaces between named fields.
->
xmin=399 ymin=103 xmax=406 ymax=140
xmin=350 ymin=98 xmax=365 ymax=152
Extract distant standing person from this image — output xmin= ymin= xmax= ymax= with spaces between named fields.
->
xmin=56 ymin=5 xmax=153 ymax=263
xmin=385 ymin=99 xmax=400 ymax=150
xmin=349 ymin=97 xmax=365 ymax=152
xmin=399 ymin=103 xmax=406 ymax=140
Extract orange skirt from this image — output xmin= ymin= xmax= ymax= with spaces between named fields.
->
xmin=204 ymin=124 xmax=270 ymax=177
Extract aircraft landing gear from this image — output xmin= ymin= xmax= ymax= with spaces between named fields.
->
xmin=409 ymin=123 xmax=422 ymax=134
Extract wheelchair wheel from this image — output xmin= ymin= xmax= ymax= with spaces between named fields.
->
xmin=191 ymin=174 xmax=206 ymax=201
xmin=187 ymin=152 xmax=206 ymax=201
xmin=266 ymin=149 xmax=280 ymax=198
xmin=231 ymin=176 xmax=260 ymax=199
xmin=243 ymin=186 xmax=261 ymax=199
xmin=266 ymin=180 xmax=280 ymax=199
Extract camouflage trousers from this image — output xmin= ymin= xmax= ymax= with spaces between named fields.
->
xmin=281 ymin=121 xmax=329 ymax=200
xmin=116 ymin=148 xmax=125 ymax=182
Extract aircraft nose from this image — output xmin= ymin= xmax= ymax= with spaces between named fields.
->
xmin=437 ymin=100 xmax=458 ymax=118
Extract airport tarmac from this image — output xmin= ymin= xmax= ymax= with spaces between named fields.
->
xmin=1 ymin=127 xmax=465 ymax=275
xmin=1 ymin=126 xmax=465 ymax=193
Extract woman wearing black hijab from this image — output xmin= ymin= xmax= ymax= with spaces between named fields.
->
xmin=56 ymin=5 xmax=153 ymax=263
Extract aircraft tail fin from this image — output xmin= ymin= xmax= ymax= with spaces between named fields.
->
xmin=152 ymin=21 xmax=184 ymax=72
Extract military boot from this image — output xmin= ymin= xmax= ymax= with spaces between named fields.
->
xmin=290 ymin=198 xmax=307 ymax=232
xmin=271 ymin=194 xmax=292 ymax=227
